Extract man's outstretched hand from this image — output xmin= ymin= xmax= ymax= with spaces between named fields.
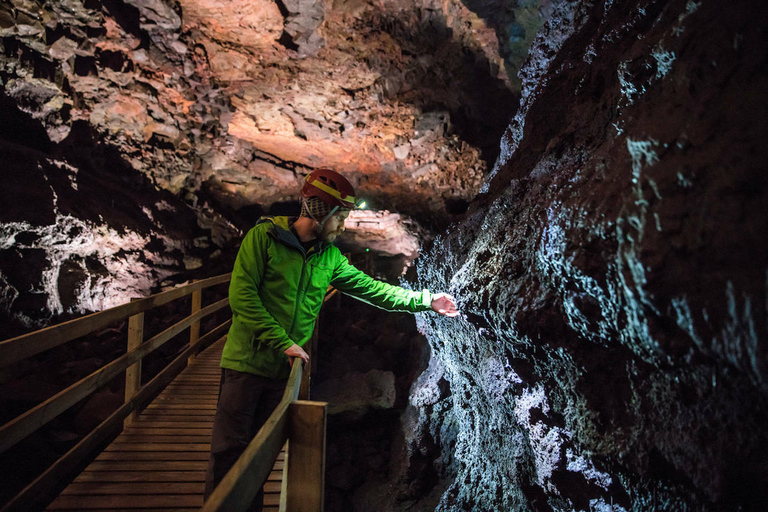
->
xmin=284 ymin=343 xmax=309 ymax=367
xmin=431 ymin=293 xmax=459 ymax=317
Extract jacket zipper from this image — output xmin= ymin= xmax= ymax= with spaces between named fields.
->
xmin=287 ymin=246 xmax=318 ymax=340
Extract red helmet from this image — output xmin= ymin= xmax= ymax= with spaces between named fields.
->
xmin=301 ymin=169 xmax=357 ymax=209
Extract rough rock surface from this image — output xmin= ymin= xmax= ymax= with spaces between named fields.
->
xmin=0 ymin=0 xmax=532 ymax=330
xmin=0 ymin=0 xmax=518 ymax=224
xmin=4 ymin=0 xmax=765 ymax=510
xmin=0 ymin=96 xmax=237 ymax=332
xmin=414 ymin=0 xmax=768 ymax=510
xmin=338 ymin=210 xmax=421 ymax=266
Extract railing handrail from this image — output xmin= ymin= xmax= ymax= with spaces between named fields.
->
xmin=0 ymin=273 xmax=231 ymax=368
xmin=1 ymin=270 xmax=331 ymax=511
xmin=0 ymin=297 xmax=230 ymax=455
xmin=2 ymin=319 xmax=232 ymax=512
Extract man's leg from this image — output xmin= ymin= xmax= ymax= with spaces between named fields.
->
xmin=248 ymin=379 xmax=287 ymax=511
xmin=205 ymin=369 xmax=265 ymax=501
xmin=204 ymin=370 xmax=287 ymax=511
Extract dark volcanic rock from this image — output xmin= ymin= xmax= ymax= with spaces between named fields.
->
xmin=0 ymin=104 xmax=225 ymax=333
xmin=278 ymin=0 xmax=326 ymax=56
xmin=415 ymin=0 xmax=768 ymax=510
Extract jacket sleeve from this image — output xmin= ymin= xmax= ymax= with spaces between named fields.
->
xmin=229 ymin=225 xmax=295 ymax=351
xmin=330 ymin=254 xmax=433 ymax=313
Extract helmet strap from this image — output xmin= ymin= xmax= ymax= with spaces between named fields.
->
xmin=314 ymin=205 xmax=339 ymax=236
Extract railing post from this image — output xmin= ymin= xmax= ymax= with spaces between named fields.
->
xmin=124 ymin=299 xmax=144 ymax=426
xmin=189 ymin=284 xmax=202 ymax=364
xmin=286 ymin=401 xmax=327 ymax=512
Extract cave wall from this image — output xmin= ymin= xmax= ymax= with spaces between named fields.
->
xmin=414 ymin=0 xmax=768 ymax=510
xmin=0 ymin=96 xmax=237 ymax=334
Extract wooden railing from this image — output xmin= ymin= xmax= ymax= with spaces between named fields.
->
xmin=203 ymin=359 xmax=328 ymax=512
xmin=203 ymin=290 xmax=335 ymax=512
xmin=0 ymin=273 xmax=232 ymax=512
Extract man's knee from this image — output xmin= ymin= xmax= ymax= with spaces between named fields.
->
xmin=210 ymin=401 xmax=255 ymax=452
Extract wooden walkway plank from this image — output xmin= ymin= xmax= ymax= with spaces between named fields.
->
xmin=84 ymin=460 xmax=209 ymax=472
xmin=61 ymin=481 xmax=283 ymax=496
xmin=112 ymin=428 xmax=212 ymax=435
xmin=74 ymin=471 xmax=206 ymax=483
xmin=95 ymin=451 xmax=210 ymax=461
xmin=135 ymin=414 xmax=217 ymax=422
xmin=48 ymin=495 xmax=204 ymax=509
xmin=74 ymin=469 xmax=283 ymax=483
xmin=103 ymin=443 xmax=211 ymax=452
xmin=123 ymin=421 xmax=214 ymax=428
xmin=143 ymin=404 xmax=218 ymax=410
xmin=110 ymin=435 xmax=212 ymax=442
xmin=47 ymin=338 xmax=290 ymax=511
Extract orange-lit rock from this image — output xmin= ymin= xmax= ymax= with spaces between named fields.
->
xmin=178 ymin=0 xmax=283 ymax=48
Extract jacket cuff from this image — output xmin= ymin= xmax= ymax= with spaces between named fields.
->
xmin=419 ymin=289 xmax=433 ymax=311
xmin=273 ymin=337 xmax=295 ymax=352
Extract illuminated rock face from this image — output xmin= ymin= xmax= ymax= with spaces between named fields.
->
xmin=0 ymin=103 xmax=239 ymax=332
xmin=0 ymin=0 xmax=522 ymax=227
xmin=414 ymin=0 xmax=768 ymax=510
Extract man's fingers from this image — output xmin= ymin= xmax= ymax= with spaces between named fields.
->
xmin=287 ymin=355 xmax=309 ymax=368
xmin=284 ymin=343 xmax=310 ymax=366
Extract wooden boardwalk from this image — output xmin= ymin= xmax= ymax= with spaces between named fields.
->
xmin=46 ymin=337 xmax=286 ymax=511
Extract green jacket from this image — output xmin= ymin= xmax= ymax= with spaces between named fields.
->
xmin=221 ymin=216 xmax=433 ymax=379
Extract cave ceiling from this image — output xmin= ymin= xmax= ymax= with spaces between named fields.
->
xmin=0 ymin=0 xmax=543 ymax=225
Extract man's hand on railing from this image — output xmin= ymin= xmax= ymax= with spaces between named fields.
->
xmin=284 ymin=343 xmax=309 ymax=366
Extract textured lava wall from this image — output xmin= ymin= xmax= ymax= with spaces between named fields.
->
xmin=413 ymin=0 xmax=768 ymax=510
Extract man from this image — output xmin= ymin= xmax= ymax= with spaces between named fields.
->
xmin=204 ymin=169 xmax=458 ymax=509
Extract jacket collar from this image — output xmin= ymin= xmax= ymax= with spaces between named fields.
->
xmin=258 ymin=216 xmax=331 ymax=255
